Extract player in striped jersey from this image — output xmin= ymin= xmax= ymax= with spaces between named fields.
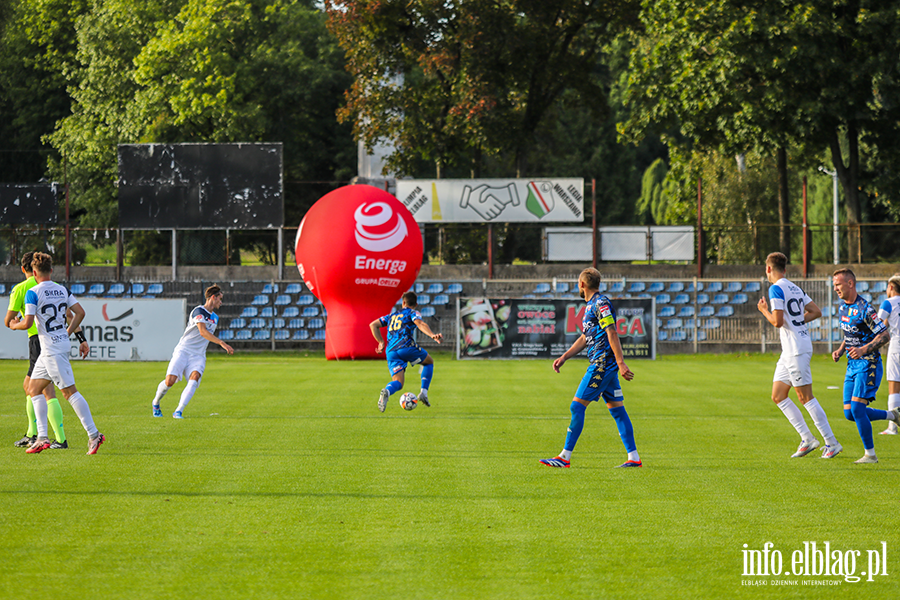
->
xmin=877 ymin=274 xmax=900 ymax=435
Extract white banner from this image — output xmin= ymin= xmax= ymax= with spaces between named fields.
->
xmin=0 ymin=298 xmax=186 ymax=361
xmin=396 ymin=178 xmax=584 ymax=223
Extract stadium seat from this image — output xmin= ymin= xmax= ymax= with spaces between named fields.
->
xmin=647 ymin=282 xmax=665 ymax=293
xmin=234 ymin=330 xmax=252 ymax=340
xmin=288 ymin=318 xmax=305 ymax=329
xmin=860 ymin=292 xmax=872 ymax=303
xmin=665 ymin=318 xmax=683 ymax=329
xmin=129 ymin=283 xmax=145 ymax=295
xmin=251 ymin=295 xmax=269 ymax=306
xmin=313 ymin=329 xmax=326 ymax=340
xmin=426 ymin=283 xmax=443 ymax=294
xmin=418 ymin=294 xmax=430 ymax=305
xmin=608 ymin=281 xmax=624 ymax=293
xmin=705 ymin=282 xmax=723 ymax=293
xmin=260 ymin=307 xmax=275 ymax=318
xmin=596 ymin=282 xmax=607 ymax=293
xmin=230 ymin=318 xmax=247 ymax=329
xmin=301 ymin=306 xmax=319 ymax=317
xmin=297 ymin=294 xmax=315 ymax=305
xmin=699 ymin=306 xmax=715 ymax=317
xmin=656 ymin=318 xmax=662 ymax=329
xmin=724 ymin=282 xmax=742 ymax=293
xmin=447 ymin=283 xmax=463 ymax=294
xmin=697 ymin=330 xmax=707 ymax=342
xmin=730 ymin=293 xmax=748 ymax=304
xmin=285 ymin=283 xmax=304 ymax=294
xmin=554 ymin=282 xmax=569 ymax=293
xmin=85 ymin=284 xmax=104 ymax=296
xmin=147 ymin=283 xmax=163 ymax=294
xmin=677 ymin=306 xmax=694 ymax=318
xmin=308 ymin=318 xmax=325 ymax=329
xmin=420 ymin=306 xmax=436 ymax=317
xmin=252 ymin=330 xmax=270 ymax=340
xmin=716 ymin=306 xmax=734 ymax=317
xmin=533 ymin=283 xmax=551 ymax=294
xmin=711 ymin=294 xmax=728 ymax=304
xmin=262 ymin=283 xmax=278 ymax=294
xmin=856 ymin=281 xmax=870 ymax=292
xmin=658 ymin=306 xmax=676 ymax=318
xmin=70 ymin=283 xmax=86 ymax=295
xmin=683 ymin=318 xmax=695 ymax=330
xmin=432 ymin=295 xmax=449 ymax=305
xmin=273 ymin=318 xmax=285 ymax=329
xmin=876 ymin=293 xmax=888 ymax=305
xmin=637 ymin=293 xmax=651 ymax=299
xmin=0 ymin=284 xmax=5 ymax=294
xmin=744 ymin=281 xmax=761 ymax=293
xmin=670 ymin=330 xmax=687 ymax=342
xmin=702 ymin=318 xmax=721 ymax=329
xmin=696 ymin=293 xmax=709 ymax=304
xmin=249 ymin=318 xmax=268 ymax=329
xmin=871 ymin=281 xmax=887 ymax=293
xmin=685 ymin=282 xmax=699 ymax=292
xmin=627 ymin=282 xmax=645 ymax=293
xmin=672 ymin=293 xmax=689 ymax=304
xmin=282 ymin=306 xmax=300 ymax=318
xmin=655 ymin=294 xmax=670 ymax=305
xmin=292 ymin=329 xmax=310 ymax=340
xmin=414 ymin=283 xmax=425 ymax=293
xmin=667 ymin=282 xmax=685 ymax=293
xmin=107 ymin=283 xmax=125 ymax=295
xmin=658 ymin=330 xmax=668 ymax=341
xmin=218 ymin=330 xmax=234 ymax=340
xmin=274 ymin=295 xmax=291 ymax=306
xmin=240 ymin=307 xmax=258 ymax=318
xmin=274 ymin=330 xmax=289 ymax=341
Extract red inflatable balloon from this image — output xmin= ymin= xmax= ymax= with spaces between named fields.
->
xmin=294 ymin=185 xmax=423 ymax=359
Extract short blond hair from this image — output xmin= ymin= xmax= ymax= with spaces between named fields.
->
xmin=579 ymin=268 xmax=602 ymax=290
xmin=832 ymin=268 xmax=855 ymax=283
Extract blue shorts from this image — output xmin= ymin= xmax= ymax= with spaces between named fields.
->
xmin=575 ymin=362 xmax=623 ymax=404
xmin=387 ymin=347 xmax=428 ymax=377
xmin=844 ymin=356 xmax=882 ymax=402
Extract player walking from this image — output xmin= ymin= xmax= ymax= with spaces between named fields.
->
xmin=877 ymin=274 xmax=900 ymax=435
xmin=540 ymin=267 xmax=641 ymax=469
xmin=832 ymin=268 xmax=900 ymax=463
xmin=150 ymin=285 xmax=234 ymax=419
xmin=9 ymin=253 xmax=104 ymax=454
xmin=369 ymin=291 xmax=442 ymax=412
xmin=756 ymin=252 xmax=841 ymax=458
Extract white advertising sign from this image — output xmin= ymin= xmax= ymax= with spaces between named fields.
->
xmin=396 ymin=178 xmax=585 ymax=223
xmin=0 ymin=298 xmax=186 ymax=361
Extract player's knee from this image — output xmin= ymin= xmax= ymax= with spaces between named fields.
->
xmin=844 ymin=408 xmax=855 ymax=421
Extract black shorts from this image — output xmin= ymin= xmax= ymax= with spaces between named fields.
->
xmin=27 ymin=336 xmax=41 ymax=377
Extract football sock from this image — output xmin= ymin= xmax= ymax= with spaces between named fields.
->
xmin=31 ymin=394 xmax=48 ymax=438
xmin=559 ymin=449 xmax=572 ymax=460
xmin=850 ymin=400 xmax=874 ymax=450
xmin=67 ymin=392 xmax=98 ymax=438
xmin=25 ymin=395 xmax=37 ymax=437
xmin=386 ymin=380 xmax=403 ymax=396
xmin=802 ymin=398 xmax=836 ymax=446
xmin=627 ymin=451 xmax=641 ymax=462
xmin=420 ymin=363 xmax=434 ymax=390
xmin=563 ymin=401 xmax=586 ymax=452
xmin=152 ymin=380 xmax=170 ymax=406
xmin=175 ymin=380 xmax=200 ymax=413
xmin=889 ymin=394 xmax=900 ymax=431
xmin=777 ymin=398 xmax=814 ymax=441
xmin=609 ymin=406 xmax=637 ymax=453
xmin=46 ymin=397 xmax=66 ymax=443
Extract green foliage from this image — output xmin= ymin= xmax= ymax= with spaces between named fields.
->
xmin=636 ymin=158 xmax=667 ymax=224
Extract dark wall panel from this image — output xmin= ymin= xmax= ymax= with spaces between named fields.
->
xmin=0 ymin=185 xmax=58 ymax=225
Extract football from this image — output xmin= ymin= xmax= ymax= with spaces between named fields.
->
xmin=399 ymin=392 xmax=418 ymax=411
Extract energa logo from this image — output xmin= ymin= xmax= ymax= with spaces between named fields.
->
xmin=354 ymin=202 xmax=408 ymax=252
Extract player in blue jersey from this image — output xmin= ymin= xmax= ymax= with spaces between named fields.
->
xmin=876 ymin=274 xmax=900 ymax=435
xmin=540 ymin=267 xmax=641 ymax=469
xmin=757 ymin=252 xmax=840 ymax=458
xmin=150 ymin=285 xmax=234 ymax=419
xmin=369 ymin=291 xmax=443 ymax=412
xmin=9 ymin=253 xmax=104 ymax=454
xmin=832 ymin=268 xmax=900 ymax=463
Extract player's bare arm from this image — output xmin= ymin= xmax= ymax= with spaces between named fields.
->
xmin=196 ymin=322 xmax=234 ymax=354
xmin=9 ymin=313 xmax=33 ymax=331
xmin=606 ymin=325 xmax=634 ymax=381
xmin=66 ymin=303 xmax=85 ymax=334
xmin=757 ymin=298 xmax=784 ymax=327
xmin=414 ymin=319 xmax=442 ymax=343
xmin=848 ymin=329 xmax=890 ymax=360
xmin=553 ymin=334 xmax=586 ymax=373
xmin=803 ymin=300 xmax=822 ymax=323
xmin=832 ymin=340 xmax=846 ymax=362
xmin=369 ymin=319 xmax=385 ymax=353
xmin=66 ymin=308 xmax=90 ymax=359
xmin=4 ymin=309 xmax=19 ymax=329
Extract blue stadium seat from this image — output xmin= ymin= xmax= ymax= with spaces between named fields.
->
xmin=667 ymin=282 xmax=685 ymax=293
xmin=677 ymin=306 xmax=694 ymax=318
xmin=871 ymin=281 xmax=887 ymax=293
xmin=533 ymin=283 xmax=551 ymax=294
xmin=426 ymin=283 xmax=443 ymax=294
xmin=670 ymin=330 xmax=687 ymax=342
xmin=665 ymin=318 xmax=683 ymax=329
xmin=420 ymin=306 xmax=436 ymax=318
xmin=696 ymin=293 xmax=709 ymax=304
xmin=447 ymin=283 xmax=463 ymax=294
xmin=297 ymin=294 xmax=315 ymax=305
xmin=859 ymin=292 xmax=872 ymax=303
xmin=418 ymin=294 xmax=430 ymax=305
xmin=274 ymin=330 xmax=289 ymax=341
xmin=252 ymin=330 xmax=270 ymax=340
xmin=70 ymin=284 xmax=86 ymax=295
xmin=86 ymin=284 xmax=104 ymax=296
xmin=672 ymin=294 xmax=689 ymax=304
xmin=0 ymin=284 xmax=5 ymax=294
xmin=129 ymin=283 xmax=145 ymax=295
xmin=302 ymin=306 xmax=319 ymax=317
xmin=658 ymin=306 xmax=676 ymax=318
xmin=218 ymin=330 xmax=234 ymax=340
xmin=260 ymin=307 xmax=275 ymax=318
xmin=292 ymin=329 xmax=310 ymax=340
xmin=711 ymin=294 xmax=728 ymax=304
xmin=240 ymin=307 xmax=258 ymax=318
xmin=234 ymin=330 xmax=252 ymax=340
xmin=313 ymin=329 xmax=326 ymax=340
xmin=249 ymin=318 xmax=269 ymax=329
xmin=262 ymin=283 xmax=278 ymax=294
xmin=282 ymin=306 xmax=300 ymax=318
xmin=608 ymin=281 xmax=625 ymax=293
xmin=288 ymin=318 xmax=305 ymax=329
xmin=655 ymin=294 xmax=671 ymax=305
xmin=647 ymin=282 xmax=665 ymax=293
xmin=685 ymin=282 xmax=699 ymax=292
xmin=876 ymin=293 xmax=888 ymax=305
xmin=716 ymin=306 xmax=734 ymax=317
xmin=251 ymin=295 xmax=269 ymax=306
xmin=705 ymin=282 xmax=723 ymax=293
xmin=856 ymin=281 xmax=870 ymax=292
xmin=147 ymin=283 xmax=163 ymax=294
xmin=637 ymin=293 xmax=651 ymax=299
xmin=627 ymin=282 xmax=645 ymax=293
xmin=554 ymin=282 xmax=569 ymax=293
xmin=699 ymin=306 xmax=715 ymax=317
xmin=285 ymin=283 xmax=303 ymax=294
xmin=274 ymin=295 xmax=291 ymax=306
xmin=658 ymin=330 xmax=668 ymax=341
xmin=273 ymin=318 xmax=285 ymax=329
xmin=725 ymin=282 xmax=742 ymax=293
xmin=697 ymin=330 xmax=707 ymax=342
xmin=230 ymin=318 xmax=247 ymax=329
xmin=656 ymin=318 xmax=662 ymax=329
xmin=702 ymin=318 xmax=721 ymax=330
xmin=683 ymin=318 xmax=695 ymax=330
xmin=432 ymin=295 xmax=449 ymax=305
xmin=596 ymin=282 xmax=607 ymax=293
xmin=744 ymin=281 xmax=761 ymax=293
xmin=414 ymin=283 xmax=425 ymax=293
xmin=107 ymin=283 xmax=125 ymax=295
xmin=730 ymin=293 xmax=748 ymax=304
xmin=308 ymin=318 xmax=325 ymax=329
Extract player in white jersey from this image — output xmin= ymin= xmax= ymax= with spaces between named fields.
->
xmin=757 ymin=252 xmax=841 ymax=458
xmin=150 ymin=285 xmax=234 ymax=418
xmin=8 ymin=253 xmax=104 ymax=455
xmin=877 ymin=274 xmax=900 ymax=435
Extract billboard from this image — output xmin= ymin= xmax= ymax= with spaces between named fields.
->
xmin=0 ymin=184 xmax=58 ymax=225
xmin=457 ymin=297 xmax=655 ymax=360
xmin=396 ymin=178 xmax=584 ymax=223
xmin=0 ymin=298 xmax=186 ymax=361
xmin=117 ymin=143 xmax=283 ymax=229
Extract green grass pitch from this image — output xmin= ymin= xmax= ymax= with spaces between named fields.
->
xmin=2 ymin=352 xmax=898 ymax=599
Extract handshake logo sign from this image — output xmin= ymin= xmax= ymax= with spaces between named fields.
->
xmin=459 ymin=181 xmax=557 ymax=221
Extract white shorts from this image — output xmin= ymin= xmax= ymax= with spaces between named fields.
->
xmin=773 ymin=352 xmax=813 ymax=388
xmin=886 ymin=352 xmax=900 ymax=382
xmin=31 ymin=353 xmax=76 ymax=389
xmin=166 ymin=351 xmax=206 ymax=383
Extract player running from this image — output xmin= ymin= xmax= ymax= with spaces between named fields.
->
xmin=877 ymin=274 xmax=900 ymax=435
xmin=540 ymin=267 xmax=641 ymax=469
xmin=832 ymin=268 xmax=900 ymax=463
xmin=150 ymin=285 xmax=234 ymax=419
xmin=756 ymin=252 xmax=841 ymax=458
xmin=369 ymin=291 xmax=442 ymax=412
xmin=9 ymin=253 xmax=104 ymax=455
